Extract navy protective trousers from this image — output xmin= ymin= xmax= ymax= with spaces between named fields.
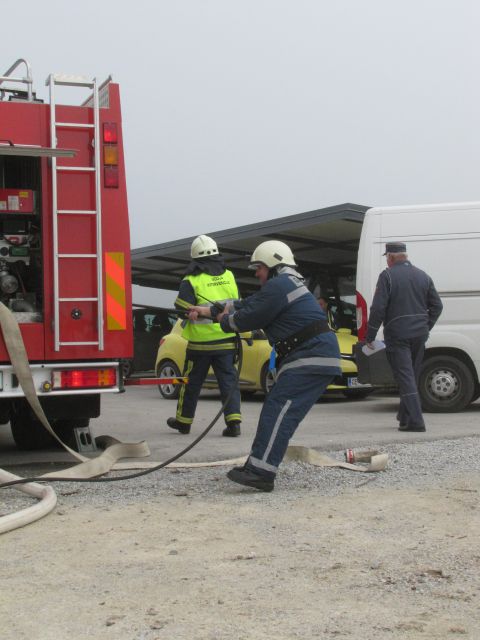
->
xmin=386 ymin=335 xmax=427 ymax=429
xmin=247 ymin=367 xmax=334 ymax=479
xmin=176 ymin=351 xmax=241 ymax=427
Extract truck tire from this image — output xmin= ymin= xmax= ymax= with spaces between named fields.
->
xmin=10 ymin=402 xmax=87 ymax=451
xmin=157 ymin=360 xmax=182 ymax=400
xmin=419 ymin=355 xmax=475 ymax=413
xmin=53 ymin=418 xmax=90 ymax=450
xmin=10 ymin=403 xmax=57 ymax=451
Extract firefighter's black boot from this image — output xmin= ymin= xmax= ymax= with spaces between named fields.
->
xmin=222 ymin=422 xmax=241 ymax=437
xmin=227 ymin=465 xmax=274 ymax=492
xmin=167 ymin=417 xmax=191 ymax=434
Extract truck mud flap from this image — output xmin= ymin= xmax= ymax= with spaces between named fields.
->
xmin=354 ymin=342 xmax=396 ymax=386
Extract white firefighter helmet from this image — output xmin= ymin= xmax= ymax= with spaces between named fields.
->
xmin=249 ymin=240 xmax=296 ymax=269
xmin=191 ymin=235 xmax=219 ymax=259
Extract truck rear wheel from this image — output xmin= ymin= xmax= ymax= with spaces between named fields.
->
xmin=53 ymin=418 xmax=90 ymax=450
xmin=419 ymin=355 xmax=475 ymax=413
xmin=10 ymin=403 xmax=57 ymax=451
xmin=10 ymin=402 xmax=87 ymax=451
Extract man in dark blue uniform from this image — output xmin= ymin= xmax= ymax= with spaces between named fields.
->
xmin=189 ymin=240 xmax=341 ymax=492
xmin=366 ymin=242 xmax=443 ymax=432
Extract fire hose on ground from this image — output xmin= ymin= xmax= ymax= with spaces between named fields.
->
xmin=0 ymin=302 xmax=388 ymax=534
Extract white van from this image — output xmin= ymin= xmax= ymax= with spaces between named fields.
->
xmin=355 ymin=201 xmax=480 ymax=412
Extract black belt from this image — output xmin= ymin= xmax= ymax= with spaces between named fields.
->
xmin=274 ymin=319 xmax=331 ymax=360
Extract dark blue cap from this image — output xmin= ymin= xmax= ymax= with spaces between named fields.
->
xmin=383 ymin=242 xmax=407 ymax=255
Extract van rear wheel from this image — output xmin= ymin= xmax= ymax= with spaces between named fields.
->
xmin=419 ymin=355 xmax=474 ymax=413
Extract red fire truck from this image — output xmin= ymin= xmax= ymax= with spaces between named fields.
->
xmin=0 ymin=58 xmax=133 ymax=450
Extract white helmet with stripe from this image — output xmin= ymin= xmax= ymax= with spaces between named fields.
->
xmin=249 ymin=240 xmax=296 ymax=269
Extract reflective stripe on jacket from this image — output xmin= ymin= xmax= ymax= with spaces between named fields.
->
xmin=220 ymin=267 xmax=341 ymax=375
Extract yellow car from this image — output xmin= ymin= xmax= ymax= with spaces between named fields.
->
xmin=155 ymin=320 xmax=371 ymax=400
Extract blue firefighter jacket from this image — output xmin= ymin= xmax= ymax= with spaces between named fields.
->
xmin=219 ymin=267 xmax=341 ymax=377
xmin=366 ymin=260 xmax=443 ymax=343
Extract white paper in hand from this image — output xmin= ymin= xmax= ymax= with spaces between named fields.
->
xmin=362 ymin=340 xmax=385 ymax=357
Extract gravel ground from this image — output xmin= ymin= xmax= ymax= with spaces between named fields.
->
xmin=3 ymin=435 xmax=479 ymax=506
xmin=1 ymin=436 xmax=479 ymax=639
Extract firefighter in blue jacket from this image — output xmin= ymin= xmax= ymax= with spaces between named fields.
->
xmin=168 ymin=235 xmax=242 ymax=437
xmin=366 ymin=242 xmax=443 ymax=432
xmin=188 ymin=240 xmax=341 ymax=492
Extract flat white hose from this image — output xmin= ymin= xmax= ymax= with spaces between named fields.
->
xmin=0 ymin=302 xmax=150 ymax=535
xmin=0 ymin=300 xmax=388 ymax=534
xmin=0 ymin=468 xmax=57 ymax=534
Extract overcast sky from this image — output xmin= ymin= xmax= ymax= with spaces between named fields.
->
xmin=2 ymin=1 xmax=479 ymax=302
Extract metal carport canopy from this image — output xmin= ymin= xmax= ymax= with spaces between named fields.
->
xmin=131 ymin=202 xmax=369 ymax=297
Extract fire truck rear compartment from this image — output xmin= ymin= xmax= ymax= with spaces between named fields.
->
xmin=0 ymin=155 xmax=43 ymax=321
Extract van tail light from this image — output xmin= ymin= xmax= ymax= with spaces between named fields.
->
xmin=356 ymin=290 xmax=368 ymax=341
xmin=52 ymin=368 xmax=116 ymax=389
xmin=159 ymin=337 xmax=166 ymax=347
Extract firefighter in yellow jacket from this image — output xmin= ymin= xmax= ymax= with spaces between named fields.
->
xmin=167 ymin=235 xmax=242 ymax=437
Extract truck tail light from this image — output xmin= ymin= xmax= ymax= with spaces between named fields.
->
xmin=356 ymin=290 xmax=368 ymax=341
xmin=103 ymin=145 xmax=118 ymax=165
xmin=103 ymin=122 xmax=119 ymax=188
xmin=52 ymin=368 xmax=117 ymax=389
xmin=103 ymin=123 xmax=118 ymax=143
xmin=104 ymin=166 xmax=119 ymax=188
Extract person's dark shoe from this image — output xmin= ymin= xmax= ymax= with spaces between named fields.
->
xmin=398 ymin=424 xmax=426 ymax=432
xmin=167 ymin=417 xmax=191 ymax=434
xmin=222 ymin=422 xmax=241 ymax=437
xmin=227 ymin=465 xmax=274 ymax=492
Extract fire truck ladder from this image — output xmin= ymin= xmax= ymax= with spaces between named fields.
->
xmin=47 ymin=74 xmax=104 ymax=352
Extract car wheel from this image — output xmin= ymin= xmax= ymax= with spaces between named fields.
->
xmin=419 ymin=355 xmax=475 ymax=413
xmin=157 ymin=360 xmax=182 ymax=400
xmin=120 ymin=358 xmax=133 ymax=379
xmin=260 ymin=363 xmax=276 ymax=395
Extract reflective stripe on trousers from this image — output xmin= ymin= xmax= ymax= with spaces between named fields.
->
xmin=248 ymin=367 xmax=334 ymax=477
xmin=176 ymin=351 xmax=241 ymax=426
